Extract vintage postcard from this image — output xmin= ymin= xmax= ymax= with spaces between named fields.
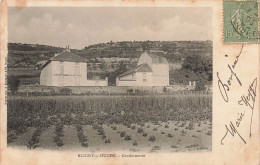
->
xmin=0 ymin=0 xmax=259 ymax=164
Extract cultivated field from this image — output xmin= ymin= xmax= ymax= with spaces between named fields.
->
xmin=7 ymin=95 xmax=212 ymax=152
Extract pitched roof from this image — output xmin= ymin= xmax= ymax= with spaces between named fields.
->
xmin=41 ymin=51 xmax=87 ymax=69
xmin=118 ymin=63 xmax=152 ymax=77
xmin=148 ymin=53 xmax=168 ymax=64
xmin=141 ymin=52 xmax=168 ymax=64
xmin=50 ymin=51 xmax=87 ymax=63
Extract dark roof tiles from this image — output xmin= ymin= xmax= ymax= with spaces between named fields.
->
xmin=50 ymin=51 xmax=87 ymax=63
xmin=41 ymin=51 xmax=87 ymax=69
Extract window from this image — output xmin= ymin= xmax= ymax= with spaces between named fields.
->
xmin=143 ymin=73 xmax=147 ymax=82
xmin=75 ymin=65 xmax=80 ymax=74
xmin=60 ymin=62 xmax=64 ymax=74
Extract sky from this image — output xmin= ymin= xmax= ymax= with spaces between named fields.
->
xmin=8 ymin=7 xmax=212 ymax=49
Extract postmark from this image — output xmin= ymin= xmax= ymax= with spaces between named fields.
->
xmin=224 ymin=1 xmax=259 ymax=43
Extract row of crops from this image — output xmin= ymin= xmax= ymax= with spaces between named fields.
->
xmin=7 ymin=95 xmax=211 ymax=132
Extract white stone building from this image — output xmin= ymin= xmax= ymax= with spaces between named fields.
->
xmin=40 ymin=49 xmax=107 ymax=86
xmin=116 ymin=51 xmax=169 ymax=86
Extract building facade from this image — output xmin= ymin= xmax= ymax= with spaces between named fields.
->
xmin=116 ymin=52 xmax=169 ymax=86
xmin=40 ymin=49 xmax=107 ymax=86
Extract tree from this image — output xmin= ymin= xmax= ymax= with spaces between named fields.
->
xmin=141 ymin=41 xmax=149 ymax=51
xmin=8 ymin=76 xmax=20 ymax=94
xmin=181 ymin=54 xmax=212 ymax=83
xmin=161 ymin=43 xmax=171 ymax=52
xmin=195 ymin=81 xmax=206 ymax=91
xmin=182 ymin=54 xmax=204 ymax=73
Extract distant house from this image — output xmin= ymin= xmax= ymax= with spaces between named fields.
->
xmin=40 ymin=47 xmax=107 ymax=86
xmin=116 ymin=51 xmax=169 ymax=86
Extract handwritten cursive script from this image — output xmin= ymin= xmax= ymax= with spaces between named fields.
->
xmin=217 ymin=45 xmax=244 ymax=102
xmin=238 ymin=78 xmax=257 ymax=137
xmin=220 ymin=77 xmax=257 ymax=145
xmin=221 ymin=113 xmax=246 ymax=145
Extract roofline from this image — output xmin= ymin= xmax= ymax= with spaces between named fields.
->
xmin=41 ymin=60 xmax=51 ymax=70
xmin=118 ymin=63 xmax=152 ymax=78
xmin=145 ymin=52 xmax=169 ymax=64
xmin=118 ymin=63 xmax=144 ymax=78
xmin=41 ymin=51 xmax=87 ymax=70
xmin=50 ymin=50 xmax=87 ymax=62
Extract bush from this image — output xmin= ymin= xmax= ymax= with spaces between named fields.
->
xmin=59 ymin=87 xmax=72 ymax=95
xmin=105 ymin=139 xmax=111 ymax=143
xmin=7 ymin=76 xmax=20 ymax=94
xmin=111 ymin=126 xmax=117 ymax=130
xmin=171 ymin=145 xmax=178 ymax=148
xmin=163 ymin=86 xmax=168 ymax=93
xmin=151 ymin=146 xmax=161 ymax=151
xmin=120 ymin=131 xmax=126 ymax=137
xmin=124 ymin=135 xmax=131 ymax=141
xmin=195 ymin=81 xmax=206 ymax=91
xmin=137 ymin=128 xmax=143 ymax=133
xmin=206 ymin=130 xmax=212 ymax=136
xmin=149 ymin=136 xmax=156 ymax=142
xmin=167 ymin=133 xmax=173 ymax=138
xmin=188 ymin=122 xmax=194 ymax=130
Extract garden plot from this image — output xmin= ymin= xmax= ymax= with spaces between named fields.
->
xmin=37 ymin=125 xmax=57 ymax=150
xmin=8 ymin=127 xmax=37 ymax=149
xmin=7 ymin=121 xmax=211 ymax=152
xmin=7 ymin=95 xmax=212 ymax=152
xmin=60 ymin=125 xmax=82 ymax=150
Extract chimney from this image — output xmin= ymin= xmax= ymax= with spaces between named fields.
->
xmin=68 ymin=45 xmax=70 ymax=52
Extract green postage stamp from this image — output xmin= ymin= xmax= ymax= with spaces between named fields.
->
xmin=224 ymin=1 xmax=259 ymax=43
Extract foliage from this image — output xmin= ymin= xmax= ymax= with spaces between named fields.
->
xmin=183 ymin=54 xmax=212 ymax=82
xmin=162 ymin=86 xmax=168 ymax=93
xmin=149 ymin=136 xmax=156 ymax=142
xmin=124 ymin=135 xmax=132 ymax=141
xmin=195 ymin=81 xmax=206 ymax=91
xmin=171 ymin=54 xmax=212 ymax=85
xmin=7 ymin=95 xmax=212 ymax=135
xmin=59 ymin=87 xmax=72 ymax=95
xmin=120 ymin=131 xmax=126 ymax=137
xmin=7 ymin=76 xmax=20 ymax=94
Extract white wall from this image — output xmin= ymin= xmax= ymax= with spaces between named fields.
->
xmin=50 ymin=61 xmax=88 ymax=86
xmin=117 ymin=72 xmax=153 ymax=86
xmin=135 ymin=72 xmax=153 ymax=86
xmin=41 ymin=60 xmax=110 ymax=86
xmin=116 ymin=79 xmax=137 ymax=86
xmin=137 ymin=52 xmax=169 ymax=86
xmin=86 ymin=79 xmax=108 ymax=86
xmin=119 ymin=73 xmax=136 ymax=81
xmin=152 ymin=64 xmax=169 ymax=86
xmin=40 ymin=62 xmax=52 ymax=86
xmin=137 ymin=52 xmax=152 ymax=67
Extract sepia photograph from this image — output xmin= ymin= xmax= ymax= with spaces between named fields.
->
xmin=7 ymin=7 xmax=212 ymax=152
